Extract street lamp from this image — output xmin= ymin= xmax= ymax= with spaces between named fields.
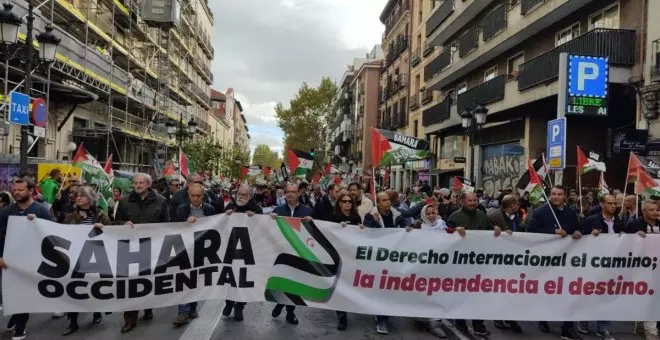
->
xmin=166 ymin=116 xmax=197 ymax=148
xmin=0 ymin=3 xmax=61 ymax=174
xmin=461 ymin=104 xmax=489 ymax=181
xmin=187 ymin=118 xmax=197 ymax=134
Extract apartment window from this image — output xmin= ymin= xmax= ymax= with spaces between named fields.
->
xmin=441 ymin=135 xmax=465 ymax=159
xmin=484 ymin=66 xmax=498 ymax=82
xmin=507 ymin=52 xmax=524 ymax=78
xmin=418 ymin=0 xmax=423 ymax=24
xmin=414 ymin=120 xmax=419 ymax=137
xmin=555 ymin=23 xmax=580 ymax=47
xmin=457 ymin=82 xmax=467 ymax=94
xmin=416 ymin=34 xmax=422 ymax=52
xmin=589 ymin=3 xmax=620 ymax=30
xmin=415 ymin=74 xmax=421 ymax=93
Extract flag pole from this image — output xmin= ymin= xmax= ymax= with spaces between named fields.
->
xmin=578 ymin=173 xmax=583 ymax=216
xmin=542 ymin=153 xmax=554 ymax=187
xmin=539 ymin=187 xmax=563 ymax=230
xmin=56 ymin=163 xmax=73 ymax=197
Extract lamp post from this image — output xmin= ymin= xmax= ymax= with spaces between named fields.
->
xmin=0 ymin=3 xmax=61 ymax=174
xmin=460 ymin=104 xmax=488 ymax=181
xmin=166 ymin=115 xmax=197 ymax=148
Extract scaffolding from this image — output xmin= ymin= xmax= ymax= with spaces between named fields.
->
xmin=1 ymin=0 xmax=215 ymax=173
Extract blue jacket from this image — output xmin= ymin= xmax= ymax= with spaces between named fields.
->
xmin=173 ymin=202 xmax=216 ymax=222
xmin=529 ymin=203 xmax=579 ymax=234
xmin=273 ymin=203 xmax=313 ymax=218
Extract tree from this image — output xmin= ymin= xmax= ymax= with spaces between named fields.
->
xmin=181 ymin=134 xmax=225 ymax=175
xmin=218 ymin=147 xmax=250 ymax=180
xmin=275 ymin=77 xmax=337 ymax=175
xmin=252 ymin=144 xmax=280 ymax=169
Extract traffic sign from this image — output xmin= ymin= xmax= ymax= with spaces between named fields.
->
xmin=9 ymin=91 xmax=30 ymax=125
xmin=566 ymin=55 xmax=609 ymax=116
xmin=33 ymin=126 xmax=45 ymax=138
xmin=31 ymin=98 xmax=48 ymax=127
xmin=546 ymin=118 xmax=566 ymax=170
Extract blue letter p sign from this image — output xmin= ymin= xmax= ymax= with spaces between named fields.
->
xmin=568 ymin=55 xmax=608 ymax=98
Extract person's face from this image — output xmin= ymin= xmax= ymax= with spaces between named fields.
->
xmin=349 ymin=185 xmax=361 ymax=199
xmin=76 ymin=193 xmax=90 ymax=208
xmin=377 ymin=193 xmax=391 ymax=211
xmin=600 ymin=195 xmax=617 ymax=215
xmin=188 ymin=186 xmax=204 ymax=206
xmin=12 ymin=182 xmax=31 ymax=203
xmin=133 ymin=176 xmax=150 ymax=194
xmin=643 ymin=203 xmax=658 ymax=221
xmin=550 ymin=188 xmax=565 ymax=206
xmin=624 ymin=196 xmax=636 ymax=209
xmin=329 ymin=186 xmax=341 ymax=200
xmin=113 ymin=188 xmax=121 ymax=198
xmin=425 ymin=206 xmax=437 ymax=222
xmin=339 ymin=195 xmax=353 ymax=211
xmin=68 ymin=186 xmax=79 ymax=200
xmin=169 ymin=180 xmax=180 ymax=193
xmin=462 ymin=193 xmax=478 ymax=210
xmin=587 ymin=192 xmax=594 ymax=200
xmin=506 ymin=202 xmax=519 ymax=215
xmin=236 ymin=188 xmax=250 ymax=204
xmin=68 ymin=177 xmax=80 ymax=186
xmin=286 ymin=185 xmax=300 ymax=204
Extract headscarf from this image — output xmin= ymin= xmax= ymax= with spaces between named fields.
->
xmin=419 ymin=204 xmax=448 ymax=231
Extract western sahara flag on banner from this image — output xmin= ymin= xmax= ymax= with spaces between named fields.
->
xmin=5 ymin=214 xmax=660 ymax=321
xmin=264 ymin=217 xmax=340 ymax=304
xmin=371 ymin=128 xmax=430 ymax=166
xmin=288 ymin=149 xmax=314 ymax=177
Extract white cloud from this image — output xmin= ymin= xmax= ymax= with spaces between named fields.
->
xmin=249 ymin=132 xmax=284 ymax=158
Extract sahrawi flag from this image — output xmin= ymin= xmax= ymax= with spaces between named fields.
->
xmin=576 ymin=146 xmax=606 ymax=175
xmin=453 ymin=176 xmax=475 ymax=193
xmin=371 ymin=128 xmax=430 ymax=166
xmin=72 ymin=144 xmax=109 ymax=182
xmin=288 ymin=149 xmax=314 ymax=177
xmin=626 ymin=153 xmax=660 ymax=184
xmin=635 ymin=164 xmax=660 ymax=196
xmin=526 ymin=157 xmax=546 ymax=204
xmin=516 ymin=155 xmax=550 ymax=193
xmin=598 ymin=172 xmax=610 ymax=198
xmin=265 ymin=216 xmax=340 ymax=305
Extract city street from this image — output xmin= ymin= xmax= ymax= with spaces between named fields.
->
xmin=0 ymin=301 xmax=646 ymax=340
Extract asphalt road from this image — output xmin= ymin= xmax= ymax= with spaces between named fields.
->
xmin=0 ymin=301 xmax=648 ymax=340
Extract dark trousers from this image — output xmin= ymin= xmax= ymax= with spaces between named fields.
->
xmin=274 ymin=304 xmax=295 ymax=313
xmin=67 ymin=312 xmax=101 ymax=325
xmin=455 ymin=319 xmax=484 ymax=329
xmin=376 ymin=315 xmax=389 ymax=322
xmin=225 ymin=300 xmax=246 ymax=310
xmin=336 ymin=311 xmax=347 ymax=320
xmin=123 ymin=309 xmax=152 ymax=324
xmin=8 ymin=314 xmax=29 ymax=333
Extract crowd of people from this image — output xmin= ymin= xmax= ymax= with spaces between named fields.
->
xmin=0 ymin=171 xmax=657 ymax=340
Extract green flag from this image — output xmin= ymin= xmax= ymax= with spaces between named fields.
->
xmin=38 ymin=177 xmax=60 ymax=204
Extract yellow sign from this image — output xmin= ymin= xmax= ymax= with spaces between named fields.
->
xmin=548 ymin=159 xmax=562 ymax=168
xmin=37 ymin=163 xmax=82 ymax=183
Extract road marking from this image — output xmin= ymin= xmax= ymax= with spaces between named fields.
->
xmin=441 ymin=319 xmax=472 ymax=340
xmin=179 ymin=300 xmax=226 ymax=340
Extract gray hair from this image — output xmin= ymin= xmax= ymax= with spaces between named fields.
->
xmin=237 ymin=184 xmax=251 ymax=195
xmin=76 ymin=185 xmax=97 ymax=207
xmin=133 ymin=172 xmax=152 ymax=185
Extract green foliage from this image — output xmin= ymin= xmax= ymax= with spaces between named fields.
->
xmin=275 ymin=77 xmax=337 ymax=175
xmin=219 ymin=147 xmax=250 ymax=179
xmin=182 ymin=135 xmax=227 ymax=175
xmin=252 ymin=144 xmax=280 ymax=169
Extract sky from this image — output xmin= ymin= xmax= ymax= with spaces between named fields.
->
xmin=207 ymin=0 xmax=387 ymax=158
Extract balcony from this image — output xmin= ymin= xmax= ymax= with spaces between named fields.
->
xmin=426 ymin=0 xmax=603 ymax=91
xmin=383 ymin=0 xmax=410 ymax=38
xmin=421 ymin=90 xmax=434 ymax=105
xmin=426 ymin=0 xmax=496 ymax=47
xmin=652 ymin=39 xmax=660 ymax=83
xmin=457 ymin=75 xmax=506 ymax=113
xmin=410 ymin=94 xmax=420 ymax=110
xmin=391 ymin=111 xmax=402 ymax=129
xmin=458 ymin=26 xmax=480 ymax=58
xmin=385 ymin=36 xmax=409 ymax=67
xmin=396 ymin=74 xmax=408 ymax=91
xmin=424 ymin=48 xmax=451 ymax=82
xmin=518 ymin=29 xmax=636 ymax=91
xmin=423 ymin=44 xmax=435 ymax=58
xmin=422 ymin=97 xmax=452 ymax=126
xmin=426 ymin=0 xmax=454 ymax=38
xmin=521 ymin=0 xmax=545 ymax=15
xmin=482 ymin=4 xmax=507 ymax=42
xmin=411 ymin=50 xmax=421 ymax=67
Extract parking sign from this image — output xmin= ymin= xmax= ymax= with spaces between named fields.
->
xmin=566 ymin=55 xmax=609 ymax=116
xmin=547 ymin=118 xmax=566 ymax=170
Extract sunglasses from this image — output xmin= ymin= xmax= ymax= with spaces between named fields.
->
xmin=341 ymin=199 xmax=352 ymax=204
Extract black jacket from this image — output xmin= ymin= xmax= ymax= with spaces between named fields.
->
xmin=333 ymin=211 xmax=362 ymax=225
xmin=625 ymin=217 xmax=660 ymax=234
xmin=225 ymin=199 xmax=263 ymax=214
xmin=169 ymin=187 xmax=224 ymax=221
xmin=115 ymin=189 xmax=169 ymax=224
xmin=312 ymin=195 xmax=335 ymax=221
xmin=299 ymin=193 xmax=312 ymax=208
xmin=173 ymin=202 xmax=216 ymax=222
xmin=579 ymin=212 xmax=626 ymax=235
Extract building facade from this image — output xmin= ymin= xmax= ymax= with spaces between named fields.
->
xmin=225 ymin=88 xmax=250 ymax=156
xmin=0 ymin=0 xmax=216 ymax=173
xmin=210 ymin=89 xmax=233 ymax=148
xmin=421 ymin=0 xmax=642 ymax=194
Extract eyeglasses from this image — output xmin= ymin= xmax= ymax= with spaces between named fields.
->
xmin=341 ymin=199 xmax=352 ymax=204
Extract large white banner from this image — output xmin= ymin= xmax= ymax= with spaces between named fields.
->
xmin=3 ymin=214 xmax=660 ymax=321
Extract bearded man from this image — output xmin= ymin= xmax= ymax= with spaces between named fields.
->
xmin=222 ymin=184 xmax=263 ymax=321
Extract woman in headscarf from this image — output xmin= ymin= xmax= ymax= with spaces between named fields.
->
xmin=412 ymin=204 xmax=452 ymax=232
